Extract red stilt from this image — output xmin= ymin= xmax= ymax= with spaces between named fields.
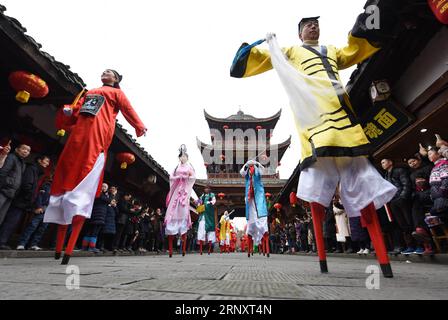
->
xmin=262 ymin=239 xmax=266 ymax=256
xmin=200 ymin=240 xmax=203 ymax=255
xmin=61 ymin=215 xmax=86 ymax=265
xmin=310 ymin=202 xmax=328 ymax=273
xmin=264 ymin=233 xmax=270 ymax=258
xmin=208 ymin=241 xmax=212 ymax=255
xmin=361 ymin=202 xmax=393 ymax=278
xmin=248 ymin=235 xmax=253 ymax=257
xmin=55 ymin=224 xmax=68 ymax=260
xmin=181 ymin=233 xmax=187 ymax=256
xmin=168 ymin=235 xmax=174 ymax=258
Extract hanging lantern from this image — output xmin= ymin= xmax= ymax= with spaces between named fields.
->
xmin=273 ymin=203 xmax=282 ymax=212
xmin=289 ymin=192 xmax=298 ymax=207
xmin=8 ymin=71 xmax=49 ymax=103
xmin=278 ymin=161 xmax=281 ymax=167
xmin=256 ymin=125 xmax=263 ymax=130
xmin=204 ymin=163 xmax=209 ymax=167
xmin=220 ymin=154 xmax=226 ymax=161
xmin=265 ymin=192 xmax=272 ymax=199
xmin=116 ymin=152 xmax=135 ymax=169
xmin=428 ymin=0 xmax=448 ymax=24
xmin=218 ymin=192 xmax=226 ymax=200
xmin=223 ymin=125 xmax=229 ymax=130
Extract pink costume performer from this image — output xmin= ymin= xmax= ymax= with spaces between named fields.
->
xmin=164 ymin=145 xmax=196 ymax=257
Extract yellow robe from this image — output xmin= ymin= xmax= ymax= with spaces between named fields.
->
xmin=219 ymin=215 xmax=230 ymax=242
xmin=232 ymin=35 xmax=380 ymax=169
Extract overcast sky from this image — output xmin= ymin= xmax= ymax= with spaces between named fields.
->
xmin=3 ymin=0 xmax=366 ymax=180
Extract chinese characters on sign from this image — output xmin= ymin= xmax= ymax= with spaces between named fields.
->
xmin=364 ymin=108 xmax=397 ymax=139
xmin=361 ymin=100 xmax=414 ymax=150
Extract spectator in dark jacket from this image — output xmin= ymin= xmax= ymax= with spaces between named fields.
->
xmin=137 ymin=207 xmax=151 ymax=253
xmin=0 ymin=152 xmax=47 ymax=250
xmin=16 ymin=176 xmax=52 ymax=250
xmin=97 ymin=186 xmax=119 ymax=252
xmin=0 ymin=144 xmax=30 ymax=227
xmin=149 ymin=208 xmax=164 ymax=252
xmin=81 ymin=183 xmax=111 ymax=253
xmin=123 ymin=200 xmax=143 ymax=252
xmin=323 ymin=206 xmax=337 ymax=253
xmin=408 ymin=153 xmax=433 ymax=229
xmin=381 ymin=158 xmax=415 ymax=254
xmin=112 ymin=192 xmax=133 ymax=252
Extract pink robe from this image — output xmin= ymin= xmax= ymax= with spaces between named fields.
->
xmin=164 ymin=162 xmax=196 ymax=236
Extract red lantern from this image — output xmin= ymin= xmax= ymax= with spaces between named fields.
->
xmin=204 ymin=163 xmax=209 ymax=167
xmin=220 ymin=154 xmax=226 ymax=161
xmin=256 ymin=125 xmax=263 ymax=130
xmin=218 ymin=192 xmax=226 ymax=200
xmin=273 ymin=203 xmax=282 ymax=212
xmin=428 ymin=0 xmax=448 ymax=24
xmin=265 ymin=192 xmax=272 ymax=199
xmin=223 ymin=125 xmax=229 ymax=130
xmin=289 ymin=192 xmax=298 ymax=207
xmin=116 ymin=152 xmax=135 ymax=169
xmin=8 ymin=71 xmax=49 ymax=103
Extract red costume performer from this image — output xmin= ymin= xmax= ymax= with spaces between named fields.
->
xmin=44 ymin=70 xmax=147 ymax=265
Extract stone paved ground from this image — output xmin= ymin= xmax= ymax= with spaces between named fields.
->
xmin=1 ymin=253 xmax=447 ymax=300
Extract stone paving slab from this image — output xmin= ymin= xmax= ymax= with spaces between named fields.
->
xmin=1 ymin=253 xmax=447 ymax=300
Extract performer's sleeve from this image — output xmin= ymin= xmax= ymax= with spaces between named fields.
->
xmin=55 ymin=96 xmax=84 ymax=131
xmin=230 ymin=43 xmax=292 ymax=78
xmin=117 ymin=91 xmax=147 ymax=137
xmin=335 ymin=33 xmax=381 ymax=70
xmin=240 ymin=164 xmax=248 ymax=177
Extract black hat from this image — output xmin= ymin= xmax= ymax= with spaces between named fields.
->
xmin=298 ymin=16 xmax=320 ymax=34
xmin=108 ymin=69 xmax=123 ymax=88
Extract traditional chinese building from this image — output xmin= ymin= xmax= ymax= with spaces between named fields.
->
xmin=194 ymin=109 xmax=291 ymax=219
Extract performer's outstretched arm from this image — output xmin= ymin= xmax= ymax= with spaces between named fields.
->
xmin=231 ymin=42 xmax=292 ymax=78
xmin=117 ymin=91 xmax=147 ymax=137
xmin=335 ymin=33 xmax=381 ymax=70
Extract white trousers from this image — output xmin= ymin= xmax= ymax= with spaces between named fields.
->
xmin=297 ymin=156 xmax=397 ymax=218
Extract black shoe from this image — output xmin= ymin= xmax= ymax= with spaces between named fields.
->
xmin=169 ymin=253 xmax=172 ymax=258
xmin=61 ymin=255 xmax=71 ymax=265
xmin=345 ymin=248 xmax=354 ymax=254
xmin=0 ymin=245 xmax=11 ymax=250
xmin=55 ymin=252 xmax=61 ymax=260
xmin=182 ymin=252 xmax=185 ymax=257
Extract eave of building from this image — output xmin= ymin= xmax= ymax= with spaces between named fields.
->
xmin=203 ymin=109 xmax=282 ymax=128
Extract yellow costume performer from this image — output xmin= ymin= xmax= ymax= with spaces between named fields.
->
xmin=230 ymin=16 xmax=397 ymax=277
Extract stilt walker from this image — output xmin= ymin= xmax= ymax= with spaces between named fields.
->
xmin=219 ymin=211 xmax=232 ymax=254
xmin=240 ymin=160 xmax=270 ymax=259
xmin=196 ymin=185 xmax=217 ymax=255
xmin=44 ymin=70 xmax=147 ymax=265
xmin=231 ymin=14 xmax=397 ymax=276
xmin=165 ymin=145 xmax=196 ymax=257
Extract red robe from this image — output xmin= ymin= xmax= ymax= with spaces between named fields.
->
xmin=51 ymin=85 xmax=146 ymax=197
